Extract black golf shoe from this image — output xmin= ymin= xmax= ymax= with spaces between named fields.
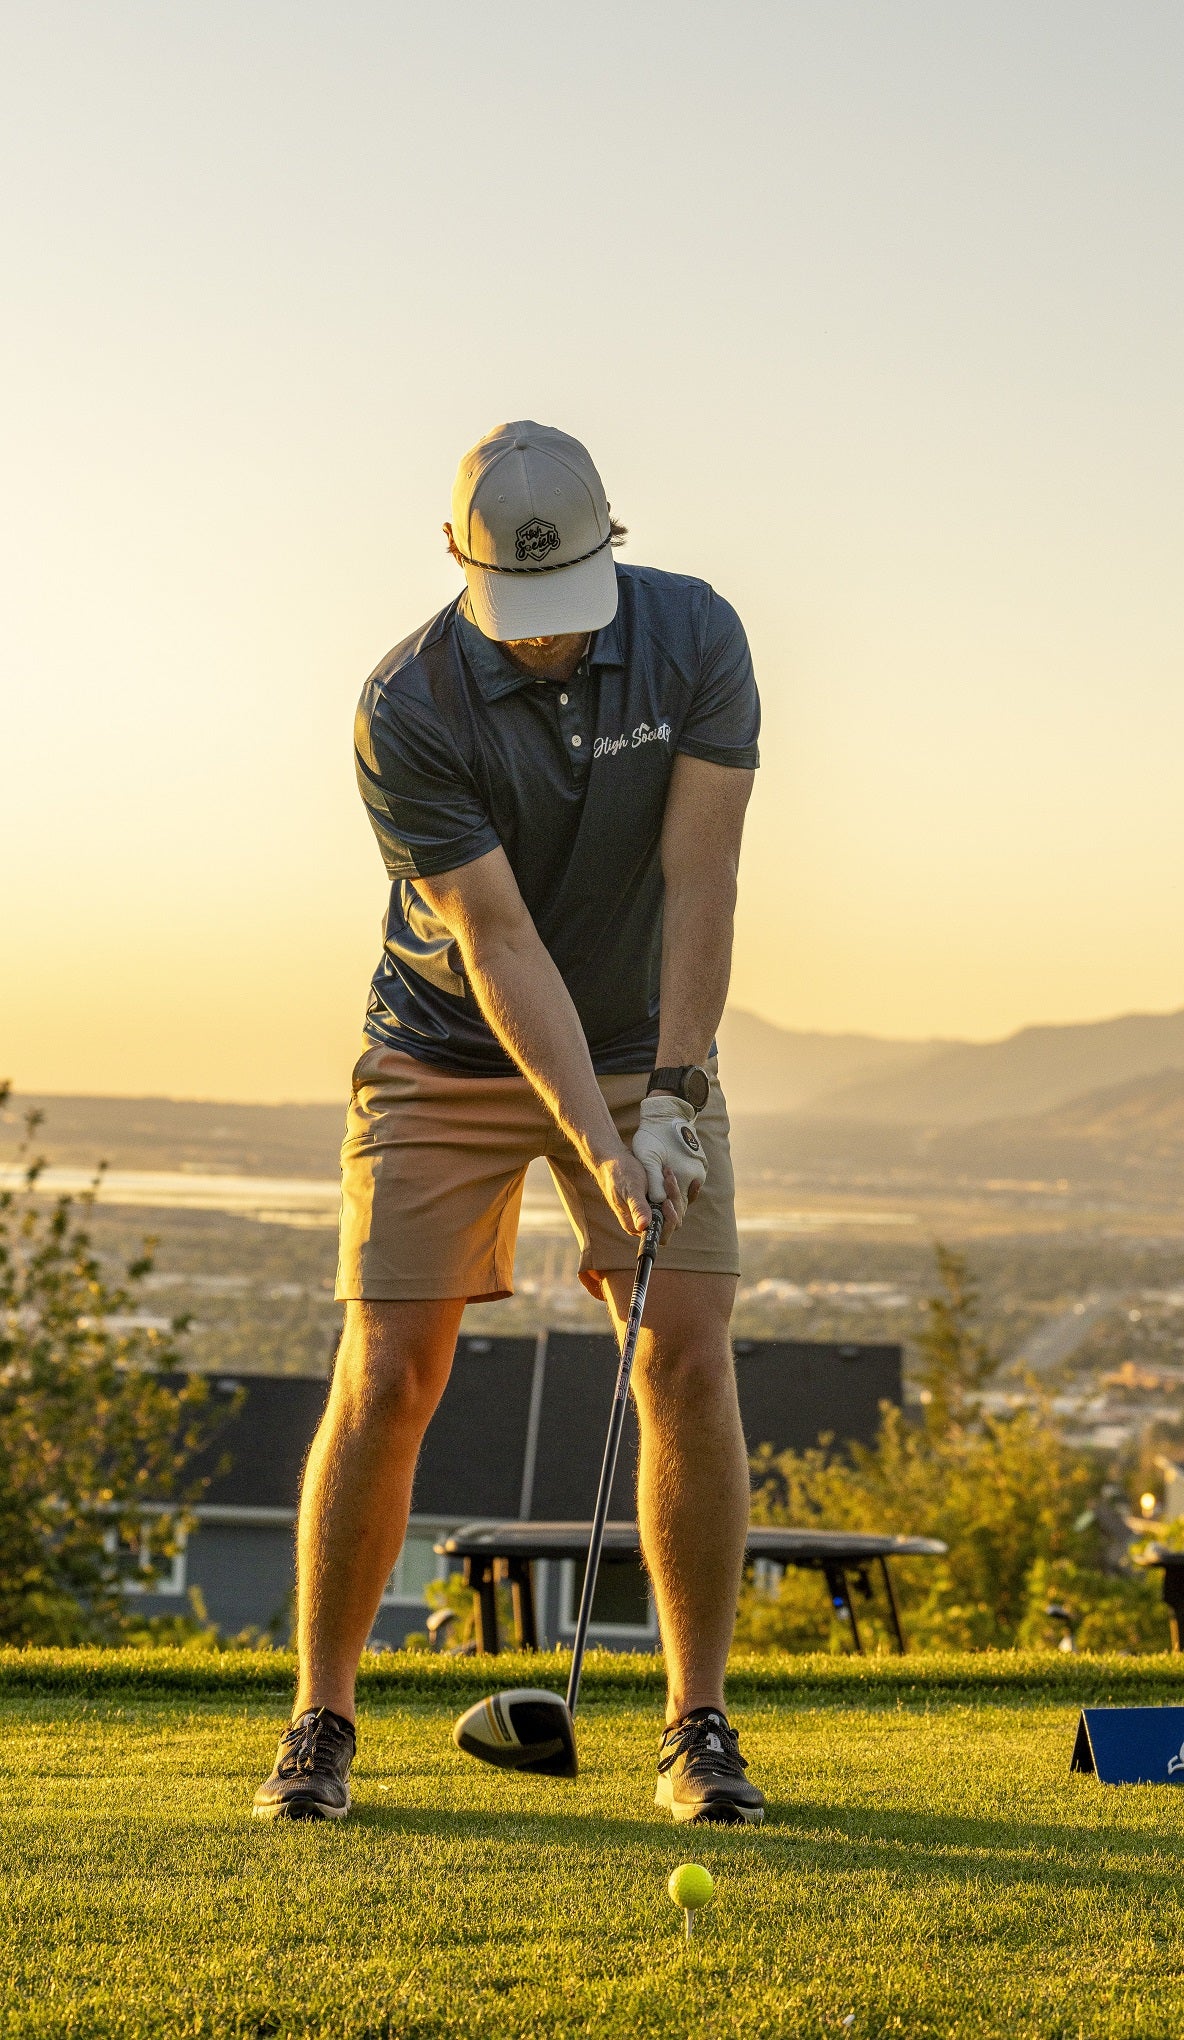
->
xmin=655 ymin=1707 xmax=766 ymax=1825
xmin=252 ymin=1706 xmax=356 ymax=1821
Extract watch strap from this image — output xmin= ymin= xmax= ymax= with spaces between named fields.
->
xmin=646 ymin=1064 xmax=710 ymax=1112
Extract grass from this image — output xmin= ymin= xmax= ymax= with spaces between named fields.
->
xmin=5 ymin=1655 xmax=1184 ymax=2036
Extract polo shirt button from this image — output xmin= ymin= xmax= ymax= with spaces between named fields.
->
xmin=559 ymin=692 xmax=569 ymax=705
xmin=571 ymin=733 xmax=582 ymax=747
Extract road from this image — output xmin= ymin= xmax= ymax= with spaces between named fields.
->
xmin=1010 ymin=1291 xmax=1121 ymax=1375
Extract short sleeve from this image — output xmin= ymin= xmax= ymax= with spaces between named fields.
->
xmin=354 ymin=687 xmax=500 ymax=881
xmin=677 ymin=587 xmax=761 ymax=768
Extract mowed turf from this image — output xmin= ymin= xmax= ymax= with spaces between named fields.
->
xmin=5 ymin=1664 xmax=1184 ymax=2037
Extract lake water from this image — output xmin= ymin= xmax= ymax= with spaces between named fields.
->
xmin=0 ymin=1165 xmax=916 ymax=1234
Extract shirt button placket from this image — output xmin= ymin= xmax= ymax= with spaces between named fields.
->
xmin=558 ymin=665 xmax=589 ymax=776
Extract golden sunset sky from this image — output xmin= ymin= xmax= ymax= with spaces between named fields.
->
xmin=4 ymin=4 xmax=1183 ymax=1100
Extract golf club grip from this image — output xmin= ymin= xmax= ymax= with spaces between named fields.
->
xmin=565 ymin=1210 xmax=663 ymax=1717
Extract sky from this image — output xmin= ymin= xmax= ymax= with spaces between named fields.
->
xmin=3 ymin=2 xmax=1183 ymax=1100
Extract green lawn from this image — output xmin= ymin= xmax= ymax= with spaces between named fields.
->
xmin=5 ymin=1653 xmax=1184 ymax=2037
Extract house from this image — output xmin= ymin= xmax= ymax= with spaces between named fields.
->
xmin=136 ymin=1335 xmax=902 ymax=1648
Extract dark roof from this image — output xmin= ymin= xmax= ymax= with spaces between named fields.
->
xmin=184 ymin=1336 xmax=901 ymax=1516
xmin=528 ymin=1333 xmax=638 ymax=1520
xmin=190 ymin=1375 xmax=329 ymax=1509
xmin=412 ymin=1335 xmax=537 ymax=1515
xmin=733 ymin=1340 xmax=901 ymax=1460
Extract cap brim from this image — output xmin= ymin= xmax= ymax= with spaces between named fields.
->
xmin=464 ymin=549 xmax=618 ymax=642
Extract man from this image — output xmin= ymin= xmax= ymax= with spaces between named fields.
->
xmin=254 ymin=421 xmax=763 ymax=1825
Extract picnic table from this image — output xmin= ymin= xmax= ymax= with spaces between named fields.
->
xmin=434 ymin=1521 xmax=948 ymax=1656
xmin=1135 ymin=1544 xmax=1184 ymax=1650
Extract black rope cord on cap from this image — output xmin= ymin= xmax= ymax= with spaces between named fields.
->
xmin=452 ymin=529 xmax=614 ymax=575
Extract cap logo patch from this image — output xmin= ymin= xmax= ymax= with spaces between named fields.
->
xmin=515 ymin=518 xmax=560 ymax=563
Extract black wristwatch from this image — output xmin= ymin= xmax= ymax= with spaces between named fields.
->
xmin=646 ymin=1064 xmax=710 ymax=1114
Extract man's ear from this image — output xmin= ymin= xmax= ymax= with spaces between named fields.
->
xmin=443 ymin=521 xmax=464 ymax=567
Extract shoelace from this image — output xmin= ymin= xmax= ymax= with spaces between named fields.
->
xmin=657 ymin=1714 xmax=749 ymax=1782
xmin=276 ymin=1708 xmax=353 ymax=1779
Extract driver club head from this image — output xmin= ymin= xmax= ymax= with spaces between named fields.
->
xmin=453 ymin=1688 xmax=577 ymax=1778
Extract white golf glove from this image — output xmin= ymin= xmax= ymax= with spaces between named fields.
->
xmin=632 ymin=1094 xmax=708 ymax=1221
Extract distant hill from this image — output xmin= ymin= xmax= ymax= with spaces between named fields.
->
xmin=931 ymin=1067 xmax=1184 ymax=1184
xmin=814 ymin=1009 xmax=1184 ymax=1126
xmin=0 ymin=1092 xmax=344 ymax=1178
xmin=715 ymin=1009 xmax=941 ymax=1114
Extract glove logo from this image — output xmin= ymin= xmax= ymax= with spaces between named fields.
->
xmin=679 ymin=1125 xmax=702 ymax=1155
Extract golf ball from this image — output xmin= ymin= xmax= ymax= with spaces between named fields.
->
xmin=668 ymin=1863 xmax=714 ymax=1911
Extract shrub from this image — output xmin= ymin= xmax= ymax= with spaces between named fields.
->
xmin=735 ymin=1246 xmax=1167 ymax=1654
xmin=0 ymin=1088 xmax=226 ymax=1643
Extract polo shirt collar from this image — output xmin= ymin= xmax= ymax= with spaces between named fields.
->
xmin=455 ymin=586 xmax=625 ymax=701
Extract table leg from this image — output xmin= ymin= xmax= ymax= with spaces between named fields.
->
xmin=463 ymin=1556 xmax=500 ymax=1654
xmin=1160 ymin=1566 xmax=1184 ymax=1653
xmin=879 ymin=1556 xmax=907 ymax=1655
xmin=823 ymin=1562 xmax=863 ymax=1654
xmin=508 ymin=1559 xmax=538 ymax=1651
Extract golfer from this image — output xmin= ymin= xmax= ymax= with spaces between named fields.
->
xmin=254 ymin=421 xmax=765 ymax=1825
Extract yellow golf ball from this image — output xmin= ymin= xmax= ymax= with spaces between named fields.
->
xmin=668 ymin=1863 xmax=714 ymax=1911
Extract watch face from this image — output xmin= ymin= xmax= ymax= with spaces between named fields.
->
xmin=685 ymin=1066 xmax=710 ymax=1113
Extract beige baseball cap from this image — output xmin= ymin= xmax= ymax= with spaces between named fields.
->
xmin=450 ymin=420 xmax=619 ymax=641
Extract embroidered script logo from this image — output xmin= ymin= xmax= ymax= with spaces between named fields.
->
xmin=593 ymin=719 xmax=671 ymax=761
xmin=1167 ymin=1741 xmax=1184 ymax=1776
xmin=515 ymin=518 xmax=560 ymax=563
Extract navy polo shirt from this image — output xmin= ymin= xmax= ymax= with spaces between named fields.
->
xmin=354 ymin=562 xmax=760 ymax=1075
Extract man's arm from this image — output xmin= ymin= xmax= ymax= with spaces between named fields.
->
xmin=655 ymin=754 xmax=755 ymax=1069
xmin=414 ymin=850 xmax=655 ymax=1238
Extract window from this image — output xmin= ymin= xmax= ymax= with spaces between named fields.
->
xmin=104 ymin=1526 xmax=187 ymax=1596
xmin=559 ymin=1557 xmax=657 ymax=1639
xmin=380 ymin=1532 xmax=448 ymax=1605
xmin=751 ymin=1557 xmax=784 ymax=1597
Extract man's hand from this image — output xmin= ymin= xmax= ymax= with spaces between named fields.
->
xmin=632 ymin=1096 xmax=707 ymax=1230
xmin=594 ymin=1142 xmax=694 ymax=1244
xmin=594 ymin=1146 xmax=656 ymax=1240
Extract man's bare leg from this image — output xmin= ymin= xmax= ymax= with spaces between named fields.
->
xmin=602 ymin=1269 xmax=748 ymax=1725
xmin=293 ymin=1296 xmax=465 ymax=1723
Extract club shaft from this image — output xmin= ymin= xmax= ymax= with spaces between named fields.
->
xmin=565 ymin=1210 xmax=663 ymax=1716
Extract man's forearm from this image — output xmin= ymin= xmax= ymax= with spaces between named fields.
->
xmin=655 ymin=871 xmax=738 ymax=1069
xmin=463 ymin=924 xmax=622 ymax=1172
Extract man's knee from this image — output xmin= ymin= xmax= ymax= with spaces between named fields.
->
xmin=617 ymin=1272 xmax=737 ymax=1409
xmin=634 ymin=1324 xmax=738 ymax=1418
xmin=330 ymin=1299 xmax=460 ymax=1435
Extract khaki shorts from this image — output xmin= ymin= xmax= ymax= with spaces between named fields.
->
xmin=335 ymin=1043 xmax=740 ymax=1303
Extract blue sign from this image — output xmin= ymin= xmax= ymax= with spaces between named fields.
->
xmin=1070 ymin=1707 xmax=1184 ymax=1785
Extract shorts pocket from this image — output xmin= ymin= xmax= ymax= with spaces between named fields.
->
xmin=349 ymin=1041 xmax=386 ymax=1096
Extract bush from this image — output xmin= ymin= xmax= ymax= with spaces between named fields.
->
xmin=735 ymin=1246 xmax=1167 ymax=1654
xmin=0 ymin=1089 xmax=228 ymax=1644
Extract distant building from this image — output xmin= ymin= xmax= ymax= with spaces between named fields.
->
xmin=134 ymin=1336 xmax=902 ymax=1648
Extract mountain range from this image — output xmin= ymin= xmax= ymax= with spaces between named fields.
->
xmin=927 ymin=1066 xmax=1184 ymax=1186
xmin=719 ymin=1005 xmax=1184 ymax=1126
xmin=713 ymin=1010 xmax=944 ymax=1114
xmin=807 ymin=1009 xmax=1184 ymax=1127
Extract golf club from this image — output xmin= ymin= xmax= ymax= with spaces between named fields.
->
xmin=453 ymin=1207 xmax=664 ymax=1778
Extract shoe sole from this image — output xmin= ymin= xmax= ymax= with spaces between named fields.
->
xmin=654 ymin=1778 xmax=765 ymax=1826
xmin=252 ymin=1796 xmax=350 ymax=1822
